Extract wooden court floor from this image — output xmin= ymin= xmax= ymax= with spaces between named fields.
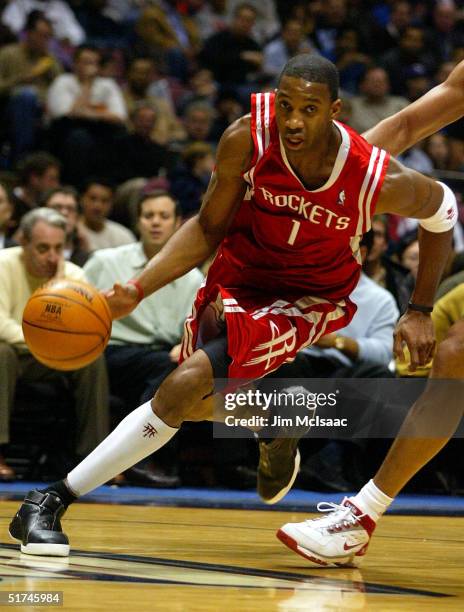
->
xmin=0 ymin=500 xmax=463 ymax=611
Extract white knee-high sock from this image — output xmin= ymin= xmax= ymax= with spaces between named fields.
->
xmin=67 ymin=401 xmax=178 ymax=496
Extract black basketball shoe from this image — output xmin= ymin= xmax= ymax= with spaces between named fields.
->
xmin=9 ymin=490 xmax=70 ymax=556
xmin=256 ymin=383 xmax=315 ymax=504
xmin=257 ymin=438 xmax=301 ymax=504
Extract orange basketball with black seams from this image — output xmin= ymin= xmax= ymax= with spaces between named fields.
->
xmin=22 ymin=279 xmax=112 ymax=370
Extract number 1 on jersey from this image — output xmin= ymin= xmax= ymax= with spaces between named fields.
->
xmin=287 ymin=219 xmax=301 ymax=245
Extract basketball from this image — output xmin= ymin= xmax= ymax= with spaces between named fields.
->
xmin=22 ymin=279 xmax=112 ymax=371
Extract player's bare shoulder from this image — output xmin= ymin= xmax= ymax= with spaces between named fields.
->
xmin=376 ymin=155 xmax=442 ymax=218
xmin=215 ymin=114 xmax=254 ymax=178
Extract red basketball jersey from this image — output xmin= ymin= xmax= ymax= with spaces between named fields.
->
xmin=209 ymin=92 xmax=390 ymax=301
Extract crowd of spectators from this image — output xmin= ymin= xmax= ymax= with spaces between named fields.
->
xmin=1 ymin=0 xmax=464 ymax=493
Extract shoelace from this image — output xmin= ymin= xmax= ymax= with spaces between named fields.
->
xmin=306 ymin=501 xmax=365 ymax=533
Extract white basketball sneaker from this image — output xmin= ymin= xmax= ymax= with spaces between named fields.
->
xmin=277 ymin=498 xmax=376 ymax=567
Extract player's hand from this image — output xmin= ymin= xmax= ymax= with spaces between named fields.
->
xmin=393 ymin=311 xmax=435 ymax=372
xmin=103 ymin=282 xmax=139 ymax=320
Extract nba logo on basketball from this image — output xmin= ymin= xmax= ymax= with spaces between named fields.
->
xmin=42 ymin=302 xmax=62 ymax=320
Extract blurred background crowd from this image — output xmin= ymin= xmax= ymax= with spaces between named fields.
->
xmin=0 ymin=0 xmax=463 ymax=496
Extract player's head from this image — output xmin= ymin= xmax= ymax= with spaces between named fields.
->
xmin=275 ymin=54 xmax=341 ymax=153
xmin=136 ymin=191 xmax=181 ymax=254
xmin=20 ymin=208 xmax=66 ymax=278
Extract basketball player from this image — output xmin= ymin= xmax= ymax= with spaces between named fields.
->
xmin=9 ymin=54 xmax=457 ymax=557
xmin=277 ymin=60 xmax=464 ymax=567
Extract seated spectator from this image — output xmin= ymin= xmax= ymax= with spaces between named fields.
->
xmin=368 ymin=0 xmax=412 ymax=56
xmin=423 ymin=132 xmax=452 ymax=170
xmin=135 ymin=0 xmax=201 ymax=80
xmin=398 ymin=141 xmax=434 ymax=174
xmin=84 ymin=191 xmax=203 ymax=486
xmin=199 ymin=3 xmax=263 ymax=92
xmin=436 ymin=267 xmax=464 ymax=300
xmin=47 ymin=45 xmax=127 ymax=186
xmin=313 ymin=0 xmax=352 ymax=62
xmin=0 ymin=182 xmax=16 ymax=248
xmin=123 ymin=56 xmax=186 ymax=146
xmin=177 ymin=68 xmax=218 ymax=115
xmin=335 ymin=27 xmax=371 ymax=94
xmin=428 ymin=0 xmax=464 ymax=65
xmin=363 ymin=216 xmax=411 ymax=311
xmin=209 ymin=88 xmax=243 ymax=143
xmin=227 ymin=0 xmax=280 ymax=44
xmin=170 ymin=142 xmax=215 ymax=217
xmin=397 ymin=230 xmax=419 ymax=279
xmin=2 ymin=0 xmax=84 ymax=46
xmin=263 ymin=19 xmax=316 ymax=81
xmin=180 ymin=100 xmax=216 ymax=147
xmin=404 ymin=63 xmax=431 ymax=102
xmin=297 ymin=230 xmax=399 ymax=492
xmin=78 ymin=179 xmax=136 ymax=251
xmin=111 ymin=103 xmax=177 ymax=183
xmin=380 ymin=26 xmax=436 ymax=96
xmin=43 ymin=186 xmax=90 ymax=266
xmin=0 ymin=11 xmax=62 ymax=160
xmin=194 ymin=0 xmax=228 ymax=41
xmin=349 ymin=67 xmax=408 ymax=134
xmin=75 ymin=0 xmax=128 ymax=49
xmin=9 ymin=151 xmax=60 ymax=236
xmin=0 ymin=208 xmax=109 ymax=480
xmin=396 ymin=281 xmax=464 ymax=377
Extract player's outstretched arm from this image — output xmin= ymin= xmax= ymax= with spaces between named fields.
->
xmin=363 ymin=59 xmax=464 ymax=155
xmin=376 ymin=158 xmax=456 ymax=370
xmin=106 ymin=116 xmax=253 ymax=319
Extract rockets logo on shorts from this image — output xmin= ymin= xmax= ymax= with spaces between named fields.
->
xmin=243 ymin=321 xmax=297 ymax=371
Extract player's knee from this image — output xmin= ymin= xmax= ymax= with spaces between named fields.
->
xmin=153 ymin=352 xmax=213 ymax=425
xmin=433 ymin=329 xmax=464 ymax=378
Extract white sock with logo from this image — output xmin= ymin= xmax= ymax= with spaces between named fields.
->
xmin=67 ymin=401 xmax=178 ymax=496
xmin=349 ymin=479 xmax=393 ymax=522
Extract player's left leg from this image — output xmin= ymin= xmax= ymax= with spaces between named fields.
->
xmin=255 ymin=357 xmax=313 ymax=504
xmin=277 ymin=320 xmax=464 ymax=567
xmin=8 ymin=347 xmax=218 ymax=556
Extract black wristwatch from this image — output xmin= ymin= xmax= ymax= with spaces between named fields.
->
xmin=407 ymin=301 xmax=433 ymax=314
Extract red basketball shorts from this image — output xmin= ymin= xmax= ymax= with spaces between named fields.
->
xmin=180 ymin=281 xmax=356 ymax=381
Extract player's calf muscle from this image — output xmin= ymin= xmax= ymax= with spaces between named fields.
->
xmin=151 ymin=351 xmax=214 ymax=426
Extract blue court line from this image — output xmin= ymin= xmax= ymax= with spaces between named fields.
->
xmin=1 ymin=482 xmax=464 ymax=516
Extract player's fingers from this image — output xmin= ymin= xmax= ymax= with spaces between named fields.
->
xmin=426 ymin=339 xmax=436 ymax=363
xmin=408 ymin=343 xmax=420 ymax=372
xmin=393 ymin=332 xmax=405 ymax=362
